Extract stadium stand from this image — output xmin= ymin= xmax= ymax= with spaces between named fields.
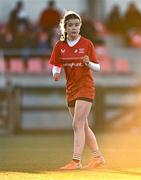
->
xmin=114 ymin=58 xmax=131 ymax=74
xmin=0 ymin=58 xmax=6 ymax=73
xmin=100 ymin=59 xmax=113 ymax=74
xmin=9 ymin=58 xmax=25 ymax=74
xmin=27 ymin=58 xmax=43 ymax=74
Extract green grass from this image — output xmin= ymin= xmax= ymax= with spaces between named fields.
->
xmin=0 ymin=131 xmax=141 ymax=179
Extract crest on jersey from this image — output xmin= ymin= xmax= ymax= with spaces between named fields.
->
xmin=78 ymin=48 xmax=85 ymax=54
xmin=61 ymin=49 xmax=66 ymax=53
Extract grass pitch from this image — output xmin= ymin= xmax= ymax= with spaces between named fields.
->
xmin=0 ymin=131 xmax=141 ymax=179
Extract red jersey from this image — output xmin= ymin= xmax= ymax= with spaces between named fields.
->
xmin=49 ymin=36 xmax=99 ymax=102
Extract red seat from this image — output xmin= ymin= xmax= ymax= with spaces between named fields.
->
xmin=27 ymin=58 xmax=43 ymax=74
xmin=0 ymin=58 xmax=6 ymax=73
xmin=114 ymin=58 xmax=131 ymax=74
xmin=9 ymin=58 xmax=25 ymax=74
xmin=100 ymin=59 xmax=113 ymax=73
xmin=96 ymin=46 xmax=110 ymax=61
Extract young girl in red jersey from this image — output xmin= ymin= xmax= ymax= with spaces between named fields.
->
xmin=50 ymin=11 xmax=105 ymax=170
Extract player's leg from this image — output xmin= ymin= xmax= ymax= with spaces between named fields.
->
xmin=72 ymin=100 xmax=92 ymax=161
xmin=83 ymin=120 xmax=105 ymax=169
xmin=69 ymin=106 xmax=101 ymax=155
xmin=60 ymin=100 xmax=92 ymax=170
xmin=60 ymin=101 xmax=81 ymax=170
xmin=69 ymin=104 xmax=105 ymax=169
xmin=85 ymin=120 xmax=99 ymax=152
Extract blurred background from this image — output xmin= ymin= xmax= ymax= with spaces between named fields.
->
xmin=0 ymin=0 xmax=141 ymax=134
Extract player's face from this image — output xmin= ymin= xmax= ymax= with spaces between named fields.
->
xmin=66 ymin=18 xmax=81 ymax=40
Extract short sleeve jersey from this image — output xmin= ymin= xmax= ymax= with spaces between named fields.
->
xmin=49 ymin=36 xmax=99 ymax=102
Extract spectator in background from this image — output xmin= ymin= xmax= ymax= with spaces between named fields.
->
xmin=106 ymin=4 xmax=124 ymax=34
xmin=7 ymin=1 xmax=31 ymax=36
xmin=80 ymin=12 xmax=97 ymax=44
xmin=7 ymin=1 xmax=23 ymax=35
xmin=36 ymin=31 xmax=51 ymax=55
xmin=80 ymin=12 xmax=105 ymax=46
xmin=16 ymin=3 xmax=31 ymax=32
xmin=123 ymin=2 xmax=141 ymax=33
xmin=0 ymin=27 xmax=14 ymax=49
xmin=14 ymin=28 xmax=33 ymax=68
xmin=0 ymin=27 xmax=15 ymax=69
xmin=39 ymin=0 xmax=61 ymax=46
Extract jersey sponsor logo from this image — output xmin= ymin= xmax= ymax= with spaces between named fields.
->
xmin=61 ymin=57 xmax=83 ymax=60
xmin=63 ymin=62 xmax=84 ymax=68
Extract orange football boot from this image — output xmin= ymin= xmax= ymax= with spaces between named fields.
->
xmin=60 ymin=160 xmax=82 ymax=170
xmin=82 ymin=156 xmax=105 ymax=170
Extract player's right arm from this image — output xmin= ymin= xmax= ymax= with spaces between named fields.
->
xmin=49 ymin=41 xmax=62 ymax=81
xmin=52 ymin=66 xmax=61 ymax=81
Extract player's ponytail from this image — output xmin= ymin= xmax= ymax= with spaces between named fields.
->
xmin=59 ymin=11 xmax=81 ymax=42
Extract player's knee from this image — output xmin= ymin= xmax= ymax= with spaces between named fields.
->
xmin=72 ymin=118 xmax=85 ymax=131
xmin=72 ymin=122 xmax=82 ymax=131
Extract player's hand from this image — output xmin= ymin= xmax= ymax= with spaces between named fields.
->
xmin=83 ymin=55 xmax=90 ymax=66
xmin=53 ymin=73 xmax=61 ymax=81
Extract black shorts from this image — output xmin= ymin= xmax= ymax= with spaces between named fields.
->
xmin=67 ymin=97 xmax=93 ymax=107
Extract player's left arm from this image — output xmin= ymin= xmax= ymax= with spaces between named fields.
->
xmin=83 ymin=40 xmax=100 ymax=72
xmin=83 ymin=55 xmax=100 ymax=72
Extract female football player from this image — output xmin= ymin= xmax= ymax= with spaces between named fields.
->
xmin=50 ymin=11 xmax=105 ymax=170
